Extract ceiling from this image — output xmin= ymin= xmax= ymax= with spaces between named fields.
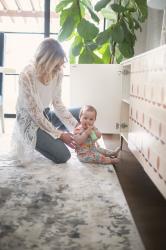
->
xmin=0 ymin=0 xmax=101 ymax=34
xmin=0 ymin=0 xmax=59 ymax=33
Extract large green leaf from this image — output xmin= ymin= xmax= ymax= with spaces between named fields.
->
xmin=121 ymin=19 xmax=134 ymax=41
xmin=55 ymin=0 xmax=73 ymax=12
xmin=121 ymin=19 xmax=129 ymax=34
xmin=111 ymin=24 xmax=124 ymax=43
xmin=58 ymin=15 xmax=76 ymax=41
xmin=135 ymin=0 xmax=148 ymax=21
xmin=115 ymin=48 xmax=124 ymax=64
xmin=80 ymin=0 xmax=99 ymax=23
xmin=86 ymin=42 xmax=98 ymax=51
xmin=79 ymin=48 xmax=103 ymax=63
xmin=111 ymin=3 xmax=126 ymax=13
xmin=85 ymin=5 xmax=100 ymax=23
xmin=60 ymin=9 xmax=70 ymax=26
xmin=72 ymin=36 xmax=83 ymax=56
xmin=100 ymin=8 xmax=116 ymax=21
xmin=80 ymin=0 xmax=92 ymax=7
xmin=96 ymin=28 xmax=111 ymax=45
xmin=126 ymin=7 xmax=136 ymax=13
xmin=124 ymin=13 xmax=135 ymax=32
xmin=79 ymin=49 xmax=93 ymax=63
xmin=133 ymin=17 xmax=142 ymax=31
xmin=95 ymin=0 xmax=111 ymax=12
xmin=118 ymin=41 xmax=134 ymax=58
xmin=88 ymin=8 xmax=100 ymax=23
xmin=77 ymin=18 xmax=99 ymax=41
xmin=59 ymin=2 xmax=83 ymax=26
xmin=99 ymin=43 xmax=111 ymax=63
xmin=124 ymin=29 xmax=136 ymax=47
xmin=69 ymin=49 xmax=76 ymax=64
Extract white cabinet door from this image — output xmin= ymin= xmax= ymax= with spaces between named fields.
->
xmin=70 ymin=64 xmax=122 ymax=134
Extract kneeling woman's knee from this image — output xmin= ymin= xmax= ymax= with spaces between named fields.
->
xmin=53 ymin=145 xmax=71 ymax=164
xmin=57 ymin=149 xmax=71 ymax=163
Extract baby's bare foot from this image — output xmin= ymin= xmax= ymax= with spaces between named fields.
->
xmin=103 ymin=157 xmax=119 ymax=164
xmin=110 ymin=157 xmax=119 ymax=164
xmin=109 ymin=147 xmax=121 ymax=157
xmin=114 ymin=146 xmax=121 ymax=155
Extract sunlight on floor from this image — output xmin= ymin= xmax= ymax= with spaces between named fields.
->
xmin=0 ymin=118 xmax=15 ymax=134
xmin=0 ymin=118 xmax=15 ymax=153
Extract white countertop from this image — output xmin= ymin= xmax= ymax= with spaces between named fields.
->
xmin=0 ymin=66 xmax=16 ymax=74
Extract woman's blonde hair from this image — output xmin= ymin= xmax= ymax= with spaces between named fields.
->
xmin=34 ymin=38 xmax=66 ymax=80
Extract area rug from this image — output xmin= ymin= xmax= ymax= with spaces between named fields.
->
xmin=0 ymin=132 xmax=145 ymax=250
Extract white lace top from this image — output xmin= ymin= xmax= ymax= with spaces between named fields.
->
xmin=12 ymin=63 xmax=78 ymax=162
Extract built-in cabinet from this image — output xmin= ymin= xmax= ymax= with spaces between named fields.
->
xmin=120 ymin=64 xmax=131 ymax=144
xmin=70 ymin=45 xmax=166 ymax=199
xmin=120 ymin=45 xmax=166 ymax=199
xmin=70 ymin=64 xmax=122 ymax=134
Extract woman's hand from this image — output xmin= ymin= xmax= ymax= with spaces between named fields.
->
xmin=60 ymin=132 xmax=77 ymax=149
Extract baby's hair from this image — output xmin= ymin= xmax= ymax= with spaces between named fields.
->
xmin=79 ymin=105 xmax=97 ymax=119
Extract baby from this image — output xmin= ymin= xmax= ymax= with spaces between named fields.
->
xmin=73 ymin=105 xmax=120 ymax=164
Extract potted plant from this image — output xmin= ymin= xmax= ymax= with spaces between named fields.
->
xmin=55 ymin=0 xmax=148 ymax=64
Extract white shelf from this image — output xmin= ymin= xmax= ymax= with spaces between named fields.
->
xmin=122 ymin=98 xmax=130 ymax=104
xmin=0 ymin=67 xmax=16 ymax=74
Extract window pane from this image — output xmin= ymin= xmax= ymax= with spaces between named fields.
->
xmin=5 ymin=33 xmax=44 ymax=72
xmin=4 ymin=74 xmax=18 ymax=114
xmin=4 ymin=33 xmax=70 ymax=114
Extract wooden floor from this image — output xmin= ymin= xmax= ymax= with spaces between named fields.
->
xmin=103 ymin=134 xmax=166 ymax=250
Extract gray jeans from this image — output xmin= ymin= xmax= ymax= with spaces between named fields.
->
xmin=35 ymin=107 xmax=80 ymax=164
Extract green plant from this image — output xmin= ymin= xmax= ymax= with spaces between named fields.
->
xmin=55 ymin=0 xmax=148 ymax=64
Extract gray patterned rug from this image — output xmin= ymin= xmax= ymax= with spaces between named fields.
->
xmin=0 ymin=133 xmax=145 ymax=250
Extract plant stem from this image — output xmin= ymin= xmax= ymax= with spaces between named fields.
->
xmin=110 ymin=0 xmax=121 ymax=64
xmin=76 ymin=0 xmax=82 ymax=22
xmin=110 ymin=41 xmax=116 ymax=63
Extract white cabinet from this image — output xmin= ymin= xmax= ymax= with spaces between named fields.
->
xmin=70 ymin=47 xmax=166 ymax=199
xmin=121 ymin=45 xmax=166 ymax=199
xmin=70 ymin=64 xmax=131 ymax=136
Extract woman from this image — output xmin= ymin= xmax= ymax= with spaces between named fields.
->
xmin=13 ymin=38 xmax=80 ymax=164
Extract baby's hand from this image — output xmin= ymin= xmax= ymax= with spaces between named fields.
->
xmin=93 ymin=127 xmax=101 ymax=139
xmin=85 ymin=126 xmax=93 ymax=135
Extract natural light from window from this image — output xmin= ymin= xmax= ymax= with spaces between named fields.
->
xmin=1 ymin=0 xmax=103 ymax=114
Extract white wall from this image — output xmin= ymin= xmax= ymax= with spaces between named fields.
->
xmin=134 ymin=8 xmax=163 ymax=55
xmin=70 ymin=64 xmax=122 ymax=133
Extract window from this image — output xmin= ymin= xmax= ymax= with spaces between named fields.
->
xmin=4 ymin=33 xmax=44 ymax=114
xmin=4 ymin=33 xmax=71 ymax=115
